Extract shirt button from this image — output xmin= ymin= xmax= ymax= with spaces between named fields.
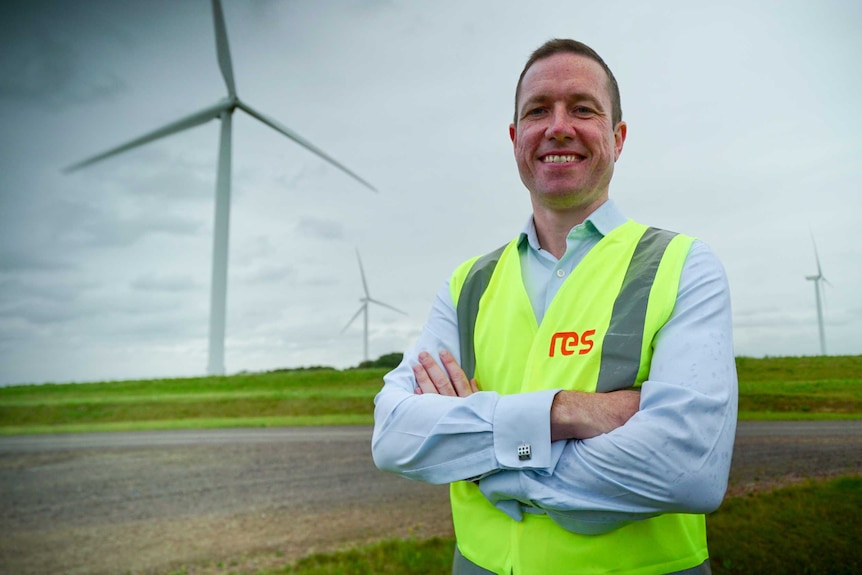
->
xmin=556 ymin=269 xmax=565 ymax=278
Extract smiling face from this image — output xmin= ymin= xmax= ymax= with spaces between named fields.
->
xmin=510 ymin=53 xmax=626 ymax=215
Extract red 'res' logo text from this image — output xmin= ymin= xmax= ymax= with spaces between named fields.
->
xmin=549 ymin=330 xmax=596 ymax=357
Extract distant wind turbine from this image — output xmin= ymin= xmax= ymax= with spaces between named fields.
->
xmin=342 ymin=250 xmax=406 ymax=362
xmin=805 ymin=233 xmax=831 ymax=355
xmin=63 ymin=0 xmax=376 ymax=376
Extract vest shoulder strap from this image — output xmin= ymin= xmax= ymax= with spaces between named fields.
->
xmin=596 ymin=226 xmax=680 ymax=391
xmin=456 ymin=242 xmax=508 ymax=380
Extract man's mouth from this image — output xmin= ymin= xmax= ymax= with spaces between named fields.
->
xmin=541 ymin=154 xmax=582 ymax=164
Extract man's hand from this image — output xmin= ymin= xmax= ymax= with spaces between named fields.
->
xmin=413 ymin=350 xmax=478 ymax=397
xmin=551 ymin=389 xmax=641 ymax=441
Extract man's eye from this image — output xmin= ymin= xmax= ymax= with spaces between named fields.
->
xmin=573 ymin=106 xmax=593 ymax=115
xmin=526 ymin=108 xmax=546 ymax=117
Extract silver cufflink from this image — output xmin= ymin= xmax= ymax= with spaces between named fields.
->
xmin=517 ymin=442 xmax=532 ymax=461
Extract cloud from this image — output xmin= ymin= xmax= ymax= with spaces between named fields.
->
xmin=0 ymin=249 xmax=74 ymax=272
xmin=0 ymin=276 xmax=96 ymax=333
xmin=295 ymin=217 xmax=345 ymax=241
xmin=131 ymin=274 xmax=202 ymax=293
xmin=0 ymin=276 xmax=93 ymax=303
xmin=46 ymin=199 xmax=203 ymax=247
xmin=733 ymin=307 xmax=811 ymax=329
xmin=100 ymin=149 xmax=218 ymax=201
xmin=237 ymin=266 xmax=298 ymax=285
xmin=0 ymin=0 xmax=128 ymax=109
xmin=1 ymin=298 xmax=84 ymax=326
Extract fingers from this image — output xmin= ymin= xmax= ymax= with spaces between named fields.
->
xmin=417 ymin=351 xmax=457 ymax=396
xmin=412 ymin=350 xmax=475 ymax=397
xmin=412 ymin=361 xmax=439 ymax=395
xmin=439 ymin=350 xmax=473 ymax=397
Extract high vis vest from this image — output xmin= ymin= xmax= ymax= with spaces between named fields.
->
xmin=449 ymin=220 xmax=706 ymax=575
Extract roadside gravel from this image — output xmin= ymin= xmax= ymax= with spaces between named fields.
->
xmin=1 ymin=422 xmax=859 ymax=575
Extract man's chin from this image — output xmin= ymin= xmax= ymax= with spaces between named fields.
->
xmin=531 ymin=188 xmax=607 ymax=211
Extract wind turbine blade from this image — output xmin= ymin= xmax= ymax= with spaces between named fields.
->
xmin=356 ymin=249 xmax=370 ymax=297
xmin=368 ymin=298 xmax=407 ymax=316
xmin=211 ymin=0 xmax=236 ymax=98
xmin=341 ymin=305 xmax=365 ymax=333
xmin=63 ymin=100 xmax=233 ymax=173
xmin=237 ymin=100 xmax=377 ymax=193
xmin=810 ymin=230 xmax=823 ymax=277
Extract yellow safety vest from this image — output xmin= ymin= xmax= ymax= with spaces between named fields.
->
xmin=449 ymin=220 xmax=706 ymax=575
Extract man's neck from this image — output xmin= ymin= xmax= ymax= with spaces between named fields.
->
xmin=532 ymin=198 xmax=607 ymax=259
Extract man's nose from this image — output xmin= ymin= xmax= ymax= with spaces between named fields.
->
xmin=546 ymin=106 xmax=574 ymax=141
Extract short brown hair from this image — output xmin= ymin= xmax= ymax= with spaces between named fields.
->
xmin=513 ymin=39 xmax=622 ymax=126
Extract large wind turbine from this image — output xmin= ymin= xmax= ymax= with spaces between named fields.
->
xmin=342 ymin=250 xmax=406 ymax=362
xmin=805 ymin=233 xmax=830 ymax=355
xmin=64 ymin=0 xmax=376 ymax=375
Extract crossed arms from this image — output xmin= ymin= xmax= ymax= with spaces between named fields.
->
xmin=371 ymin=242 xmax=737 ymax=534
xmin=412 ymin=348 xmax=641 ymax=442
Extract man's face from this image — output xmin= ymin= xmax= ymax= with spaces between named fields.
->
xmin=510 ymin=53 xmax=626 ymax=213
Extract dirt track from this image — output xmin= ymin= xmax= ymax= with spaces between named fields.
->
xmin=1 ymin=422 xmax=860 ymax=575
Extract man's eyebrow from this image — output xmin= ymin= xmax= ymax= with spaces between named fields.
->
xmin=519 ymin=92 xmax=604 ymax=113
xmin=518 ymin=94 xmax=551 ymax=115
xmin=572 ymin=93 xmax=603 ymax=106
xmin=564 ymin=92 xmax=604 ymax=109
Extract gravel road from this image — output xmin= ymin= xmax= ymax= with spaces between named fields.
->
xmin=1 ymin=421 xmax=860 ymax=575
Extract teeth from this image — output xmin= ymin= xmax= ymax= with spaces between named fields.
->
xmin=543 ymin=155 xmax=578 ymax=163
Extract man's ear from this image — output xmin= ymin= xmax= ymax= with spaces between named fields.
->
xmin=509 ymin=123 xmax=516 ymax=143
xmin=613 ymin=121 xmax=627 ymax=161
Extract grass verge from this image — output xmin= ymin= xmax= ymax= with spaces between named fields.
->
xmin=0 ymin=369 xmax=385 ymax=434
xmin=708 ymin=474 xmax=862 ymax=574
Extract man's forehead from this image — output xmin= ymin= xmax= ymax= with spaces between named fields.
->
xmin=522 ymin=53 xmax=608 ymax=86
xmin=519 ymin=54 xmax=611 ymax=103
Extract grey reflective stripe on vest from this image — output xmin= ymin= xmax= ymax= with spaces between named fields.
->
xmin=456 ymin=227 xmax=678 ymax=388
xmin=457 ymin=243 xmax=507 ymax=380
xmin=453 ymin=546 xmax=711 ymax=575
xmin=452 ymin=546 xmax=496 ymax=575
xmin=595 ymin=227 xmax=678 ymax=392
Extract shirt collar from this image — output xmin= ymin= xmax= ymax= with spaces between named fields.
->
xmin=518 ymin=199 xmax=628 ymax=251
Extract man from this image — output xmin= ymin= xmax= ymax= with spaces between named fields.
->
xmin=372 ymin=39 xmax=737 ymax=575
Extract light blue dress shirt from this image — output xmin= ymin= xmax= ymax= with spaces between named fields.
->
xmin=372 ymin=200 xmax=738 ymax=534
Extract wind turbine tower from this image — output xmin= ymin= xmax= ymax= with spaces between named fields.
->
xmin=64 ymin=0 xmax=375 ymax=375
xmin=805 ymin=234 xmax=830 ymax=355
xmin=342 ymin=250 xmax=406 ymax=362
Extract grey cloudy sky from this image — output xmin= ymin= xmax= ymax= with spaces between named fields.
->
xmin=1 ymin=0 xmax=860 ymax=386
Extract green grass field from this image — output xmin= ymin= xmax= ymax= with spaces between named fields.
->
xmin=0 ymin=368 xmax=384 ymax=434
xmin=1 ymin=355 xmax=860 ymax=434
xmin=736 ymin=355 xmax=862 ymax=420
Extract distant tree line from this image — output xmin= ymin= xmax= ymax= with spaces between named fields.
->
xmin=356 ymin=352 xmax=403 ymax=369
xmin=267 ymin=365 xmax=337 ymax=373
xmin=266 ymin=352 xmax=404 ymax=373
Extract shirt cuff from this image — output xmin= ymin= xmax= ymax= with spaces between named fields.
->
xmin=493 ymin=389 xmax=559 ymax=469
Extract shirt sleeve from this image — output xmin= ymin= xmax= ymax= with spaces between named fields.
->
xmin=371 ymin=280 xmax=562 ymax=484
xmin=477 ymin=241 xmax=738 ymax=534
